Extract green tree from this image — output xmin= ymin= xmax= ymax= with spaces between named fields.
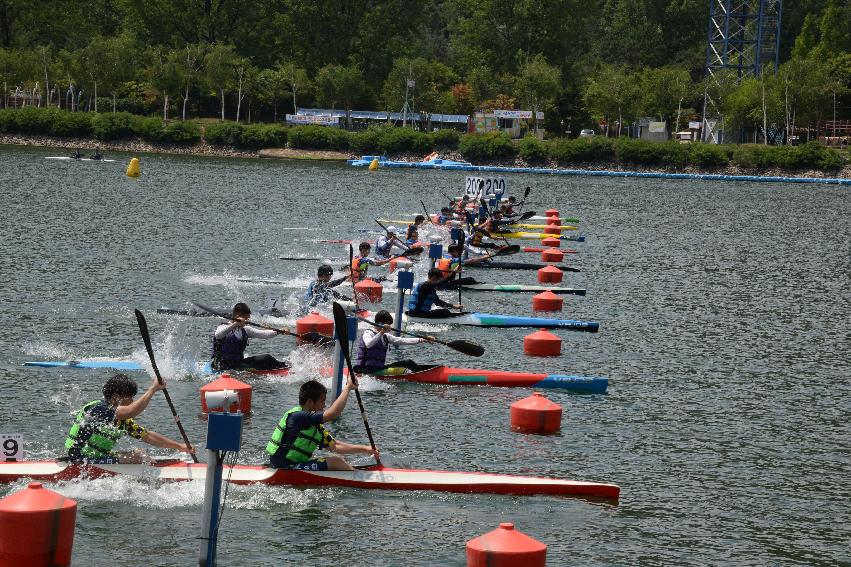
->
xmin=582 ymin=64 xmax=637 ymax=136
xmin=203 ymin=43 xmax=238 ymax=121
xmin=514 ymin=54 xmax=562 ymax=132
xmin=814 ymin=0 xmax=851 ymax=58
xmin=382 ymin=57 xmax=458 ymax=114
xmin=278 ymin=60 xmax=313 ymax=114
xmin=255 ymin=66 xmax=288 ymax=122
xmin=315 ymin=63 xmax=366 ymax=129
xmin=638 ymin=66 xmax=695 ymax=133
xmin=180 ymin=43 xmax=206 ymax=120
xmin=595 ymin=0 xmax=663 ymax=68
xmin=147 ymin=47 xmax=184 ymax=120
xmin=792 ymin=14 xmax=820 ymax=59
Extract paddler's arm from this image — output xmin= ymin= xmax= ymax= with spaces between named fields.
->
xmin=330 ymin=440 xmax=379 ymax=460
xmin=114 ymin=375 xmax=164 ymax=421
xmin=321 ymin=377 xmax=355 ymax=423
xmin=245 ymin=327 xmax=288 ymax=339
xmin=328 ymin=276 xmax=348 ymax=288
xmin=140 ymin=430 xmax=195 ymax=454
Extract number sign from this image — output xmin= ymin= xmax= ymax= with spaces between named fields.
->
xmin=464 ymin=177 xmax=506 ymax=202
xmin=1 ymin=434 xmax=23 ymax=462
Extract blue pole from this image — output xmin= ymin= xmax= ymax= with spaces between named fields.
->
xmin=428 ymin=242 xmax=443 ymax=270
xmin=395 ymin=271 xmax=414 ymax=338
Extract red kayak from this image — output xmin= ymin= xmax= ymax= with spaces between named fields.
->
xmin=0 ymin=461 xmax=619 ymax=499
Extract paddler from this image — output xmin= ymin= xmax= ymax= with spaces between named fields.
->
xmin=350 ymin=242 xmax=393 ymax=284
xmin=407 ymin=267 xmax=463 ymax=318
xmin=374 ymin=226 xmax=406 ymax=258
xmin=436 ymin=207 xmax=452 ymax=225
xmin=405 ymin=215 xmax=425 ymax=245
xmin=212 ymin=302 xmax=291 ymax=371
xmin=353 ymin=310 xmax=435 ymax=374
xmin=90 ymin=147 xmax=103 ymax=160
xmin=437 ymin=243 xmax=488 ymax=284
xmin=70 ymin=148 xmax=83 ymax=160
xmin=266 ymin=378 xmax=379 ymax=470
xmin=301 ymin=264 xmax=349 ymax=314
xmin=65 ymin=373 xmax=195 ymax=464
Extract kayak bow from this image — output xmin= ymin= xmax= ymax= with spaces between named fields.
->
xmin=404 ymin=311 xmax=599 ymax=332
xmin=373 ymin=365 xmax=607 ymax=393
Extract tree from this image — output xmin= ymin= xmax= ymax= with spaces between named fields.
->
xmin=180 ymin=43 xmax=206 ymax=120
xmin=515 ymin=54 xmax=562 ymax=132
xmin=638 ymin=66 xmax=695 ymax=133
xmin=315 ymin=63 xmax=366 ymax=129
xmin=382 ymin=57 xmax=458 ymax=115
xmin=203 ymin=43 xmax=238 ymax=121
xmin=147 ymin=47 xmax=184 ymax=120
xmin=255 ymin=66 xmax=287 ymax=122
xmin=594 ymin=0 xmax=663 ymax=68
xmin=278 ymin=60 xmax=313 ymax=114
xmin=233 ymin=58 xmax=257 ymax=123
xmin=582 ymin=64 xmax=637 ymax=136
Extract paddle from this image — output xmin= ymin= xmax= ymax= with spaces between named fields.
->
xmin=191 ymin=302 xmax=335 ymax=347
xmin=331 ymin=302 xmax=381 ymax=466
xmin=517 ymin=211 xmax=535 ymax=221
xmin=374 ymin=219 xmax=425 ymax=255
xmin=420 ymin=200 xmax=435 ymax=224
xmin=134 ymin=309 xmax=198 ymax=463
xmin=352 ymin=313 xmax=484 ymax=357
xmin=455 ymin=229 xmax=463 ymax=311
xmin=516 ymin=186 xmax=532 ymax=213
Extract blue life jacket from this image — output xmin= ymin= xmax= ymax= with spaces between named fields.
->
xmin=408 ymin=281 xmax=435 ymax=312
xmin=354 ymin=332 xmax=389 ymax=369
xmin=211 ymin=327 xmax=249 ymax=366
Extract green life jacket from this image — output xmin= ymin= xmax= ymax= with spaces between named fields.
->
xmin=64 ymin=400 xmax=122 ymax=458
xmin=265 ymin=405 xmax=324 ymax=463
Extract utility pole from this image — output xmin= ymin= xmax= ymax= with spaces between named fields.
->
xmin=401 ymin=62 xmax=415 ymax=128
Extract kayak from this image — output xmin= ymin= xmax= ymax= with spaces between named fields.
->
xmin=492 ymin=231 xmax=583 ymax=241
xmin=45 ymin=157 xmax=116 ymax=162
xmin=528 ymin=215 xmax=581 ymax=223
xmin=521 ymin=247 xmax=579 ymax=254
xmin=0 ymin=461 xmax=619 ymax=499
xmin=468 ymin=261 xmax=580 ymax=272
xmin=23 ymin=359 xmax=298 ymax=376
xmin=373 ymin=365 xmax=607 ymax=393
xmin=403 ymin=311 xmax=599 ymax=332
xmin=377 ymin=219 xmax=578 ymax=231
xmin=460 ymin=283 xmax=586 ymax=295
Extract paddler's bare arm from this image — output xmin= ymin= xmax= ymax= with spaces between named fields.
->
xmin=321 ymin=377 xmax=355 ymax=423
xmin=114 ymin=376 xmax=163 ymax=421
xmin=141 ymin=430 xmax=195 ymax=454
xmin=330 ymin=440 xmax=379 ymax=460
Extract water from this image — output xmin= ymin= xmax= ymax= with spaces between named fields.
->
xmin=1 ymin=144 xmax=849 ymax=566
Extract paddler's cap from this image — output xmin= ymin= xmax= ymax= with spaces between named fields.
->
xmin=387 ymin=225 xmax=399 ymax=234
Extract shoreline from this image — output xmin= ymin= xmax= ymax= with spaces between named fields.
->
xmin=3 ymin=134 xmax=848 ymax=180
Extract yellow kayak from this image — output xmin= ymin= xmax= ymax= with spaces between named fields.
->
xmin=378 ymin=219 xmax=578 ymax=231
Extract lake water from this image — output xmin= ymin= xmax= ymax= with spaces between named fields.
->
xmin=1 ymin=144 xmax=849 ymax=566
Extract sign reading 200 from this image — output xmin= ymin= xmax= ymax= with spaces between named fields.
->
xmin=464 ymin=177 xmax=506 ymax=201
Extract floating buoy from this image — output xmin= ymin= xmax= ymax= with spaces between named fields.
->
xmin=466 ymin=522 xmax=547 ymax=567
xmin=546 ymin=217 xmax=561 ymax=226
xmin=537 ymin=265 xmax=563 ymax=284
xmin=531 ymin=291 xmax=563 ymax=312
xmin=0 ymin=482 xmax=77 ymax=567
xmin=354 ymin=278 xmax=383 ymax=303
xmin=295 ymin=312 xmax=334 ymax=344
xmin=125 ymin=157 xmax=140 ymax=177
xmin=201 ymin=375 xmax=252 ymax=413
xmin=523 ymin=328 xmax=562 ymax=356
xmin=541 ymin=236 xmax=561 ymax=248
xmin=545 ymin=208 xmax=559 ymax=218
xmin=368 ymin=158 xmax=379 ymax=171
xmin=540 ymin=247 xmax=564 ymax=263
xmin=543 ymin=225 xmax=561 ymax=235
xmin=510 ymin=393 xmax=562 ymax=434
xmin=393 ymin=258 xmax=413 ymax=271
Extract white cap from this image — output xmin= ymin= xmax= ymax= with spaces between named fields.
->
xmin=387 ymin=225 xmax=399 ymax=233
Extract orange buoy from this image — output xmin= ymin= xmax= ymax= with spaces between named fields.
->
xmin=295 ymin=312 xmax=334 ymax=345
xmin=540 ymin=247 xmax=564 ymax=263
xmin=546 ymin=217 xmax=561 ymax=226
xmin=0 ymin=482 xmax=77 ymax=567
xmin=523 ymin=328 xmax=562 ymax=356
xmin=354 ymin=278 xmax=383 ymax=303
xmin=537 ymin=265 xmax=563 ymax=284
xmin=466 ymin=522 xmax=547 ymax=567
xmin=541 ymin=236 xmax=561 ymax=248
xmin=531 ymin=291 xmax=563 ymax=312
xmin=545 ymin=208 xmax=559 ymax=218
xmin=200 ymin=374 xmax=252 ymax=413
xmin=543 ymin=225 xmax=561 ymax=235
xmin=510 ymin=392 xmax=562 ymax=434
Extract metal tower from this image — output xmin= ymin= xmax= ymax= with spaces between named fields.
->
xmin=702 ymin=0 xmax=783 ymax=142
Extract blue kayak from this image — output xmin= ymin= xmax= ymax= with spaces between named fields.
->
xmin=403 ymin=311 xmax=599 ymax=332
xmin=23 ymin=360 xmax=294 ymax=376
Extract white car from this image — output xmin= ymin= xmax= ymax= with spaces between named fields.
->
xmin=579 ymin=129 xmax=595 ymax=138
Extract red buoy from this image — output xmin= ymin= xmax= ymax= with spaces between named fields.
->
xmin=546 ymin=217 xmax=561 ymax=226
xmin=0 ymin=482 xmax=77 ymax=567
xmin=510 ymin=392 xmax=562 ymax=434
xmin=540 ymin=247 xmax=564 ymax=263
xmin=466 ymin=522 xmax=547 ymax=567
xmin=354 ymin=278 xmax=383 ymax=303
xmin=295 ymin=312 xmax=334 ymax=344
xmin=537 ymin=265 xmax=563 ymax=284
xmin=543 ymin=225 xmax=561 ymax=235
xmin=545 ymin=208 xmax=559 ymax=218
xmin=523 ymin=328 xmax=562 ymax=356
xmin=200 ymin=374 xmax=252 ymax=413
xmin=541 ymin=236 xmax=561 ymax=248
xmin=531 ymin=291 xmax=563 ymax=312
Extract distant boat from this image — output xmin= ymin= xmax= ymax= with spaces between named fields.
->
xmin=46 ymin=156 xmax=116 ymax=162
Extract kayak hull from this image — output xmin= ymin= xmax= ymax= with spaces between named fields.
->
xmin=374 ymin=365 xmax=607 ymax=393
xmin=468 ymin=261 xmax=580 ymax=272
xmin=460 ymin=284 xmax=586 ymax=295
xmin=404 ymin=311 xmax=599 ymax=332
xmin=0 ymin=461 xmax=618 ymax=499
xmin=23 ymin=360 xmax=297 ymax=376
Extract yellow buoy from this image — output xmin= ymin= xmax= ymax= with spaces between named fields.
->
xmin=368 ymin=158 xmax=379 ymax=171
xmin=126 ymin=157 xmax=140 ymax=178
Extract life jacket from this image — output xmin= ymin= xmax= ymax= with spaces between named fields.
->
xmin=408 ymin=281 xmax=435 ymax=312
xmin=437 ymin=256 xmax=459 ymax=278
xmin=211 ymin=327 xmax=249 ymax=368
xmin=406 ymin=224 xmax=418 ymax=242
xmin=265 ymin=405 xmax=324 ymax=463
xmin=351 ymin=256 xmax=369 ymax=283
xmin=354 ymin=331 xmax=389 ymax=369
xmin=65 ymin=400 xmax=122 ymax=459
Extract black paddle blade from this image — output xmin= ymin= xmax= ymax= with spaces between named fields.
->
xmin=518 ymin=211 xmax=535 ymax=221
xmin=191 ymin=302 xmax=230 ymax=320
xmin=403 ymin=246 xmax=424 ymax=256
xmin=301 ymin=331 xmax=335 ymax=347
xmin=447 ymin=339 xmax=485 ymax=357
xmin=134 ymin=309 xmax=163 ymax=381
xmin=332 ymin=302 xmax=353 ymax=362
xmin=523 ymin=186 xmax=531 ymax=199
xmin=495 ymin=245 xmax=521 ymax=256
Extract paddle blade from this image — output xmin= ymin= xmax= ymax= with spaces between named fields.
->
xmin=495 ymin=245 xmax=521 ymax=256
xmin=523 ymin=186 xmax=531 ymax=199
xmin=332 ymin=302 xmax=353 ymax=362
xmin=446 ymin=339 xmax=485 ymax=357
xmin=300 ymin=331 xmax=335 ymax=347
xmin=402 ymin=246 xmax=424 ymax=256
xmin=134 ymin=309 xmax=162 ymax=382
xmin=518 ymin=211 xmax=535 ymax=221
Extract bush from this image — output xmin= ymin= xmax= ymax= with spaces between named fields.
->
xmin=162 ymin=120 xmax=202 ymax=145
xmin=430 ymin=128 xmax=461 ymax=150
xmin=134 ymin=116 xmax=167 ymax=142
xmin=92 ymin=112 xmax=139 ymax=140
xmin=204 ymin=121 xmax=244 ymax=145
xmin=0 ymin=109 xmax=16 ymax=132
xmin=287 ymin=125 xmax=349 ymax=150
xmin=349 ymin=126 xmax=382 ymax=154
xmin=731 ymin=144 xmax=777 ymax=168
xmin=376 ymin=126 xmax=431 ymax=154
xmin=518 ymin=136 xmax=547 ymax=163
xmin=548 ymin=137 xmax=614 ymax=164
xmin=237 ymin=123 xmax=286 ymax=148
xmin=689 ymin=143 xmax=728 ymax=167
xmin=13 ymin=107 xmax=56 ymax=134
xmin=49 ymin=110 xmax=93 ymax=138
xmin=458 ymin=132 xmax=516 ymax=162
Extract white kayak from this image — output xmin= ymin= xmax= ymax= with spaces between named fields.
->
xmin=45 ymin=156 xmax=116 ymax=162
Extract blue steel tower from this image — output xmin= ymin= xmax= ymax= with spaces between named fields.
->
xmin=702 ymin=0 xmax=783 ymax=142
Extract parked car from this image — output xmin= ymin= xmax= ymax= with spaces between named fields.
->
xmin=579 ymin=129 xmax=595 ymax=138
